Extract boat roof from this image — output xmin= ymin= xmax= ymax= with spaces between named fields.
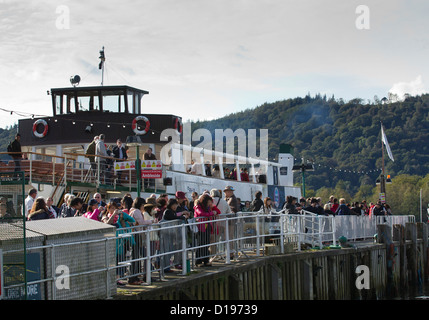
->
xmin=50 ymin=85 xmax=149 ymax=95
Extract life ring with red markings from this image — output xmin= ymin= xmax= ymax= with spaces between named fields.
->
xmin=33 ymin=119 xmax=49 ymax=138
xmin=132 ymin=116 xmax=150 ymax=135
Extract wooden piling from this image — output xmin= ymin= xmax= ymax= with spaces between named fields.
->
xmin=377 ymin=224 xmax=394 ymax=298
xmin=301 ymin=259 xmax=312 ymax=300
xmin=406 ymin=222 xmax=418 ymax=286
xmin=417 ymin=222 xmax=428 ymax=282
xmin=393 ymin=224 xmax=407 ymax=290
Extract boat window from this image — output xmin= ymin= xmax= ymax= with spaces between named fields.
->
xmin=67 ymin=95 xmax=76 ymax=114
xmin=55 ymin=95 xmax=63 ymax=115
xmin=77 ymin=96 xmax=99 ymax=112
xmin=127 ymin=93 xmax=133 ymax=114
xmin=102 ymin=95 xmax=118 ymax=113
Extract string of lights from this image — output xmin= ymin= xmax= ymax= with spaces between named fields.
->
xmin=291 ymin=158 xmax=383 ymax=176
xmin=0 ymin=107 xmax=47 ymax=119
xmin=312 ymin=162 xmax=382 ymax=176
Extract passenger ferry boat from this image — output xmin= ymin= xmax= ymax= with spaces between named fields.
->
xmin=10 ymin=53 xmax=301 ymax=209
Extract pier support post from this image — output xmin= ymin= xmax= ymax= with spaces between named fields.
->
xmin=417 ymin=222 xmax=428 ymax=283
xmin=406 ymin=222 xmax=418 ymax=287
xmin=393 ymin=224 xmax=407 ymax=291
xmin=228 ymin=274 xmax=244 ymax=300
xmin=269 ymin=264 xmax=283 ymax=300
xmin=302 ymin=259 xmax=313 ymax=300
xmin=377 ymin=224 xmax=394 ymax=298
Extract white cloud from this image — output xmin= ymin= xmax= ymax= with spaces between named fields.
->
xmin=388 ymin=75 xmax=428 ymax=100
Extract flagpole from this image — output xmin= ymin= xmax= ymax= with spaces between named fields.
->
xmin=381 ymin=124 xmax=385 ymax=176
xmin=99 ymin=46 xmax=105 ymax=86
xmin=380 ymin=121 xmax=386 ymax=202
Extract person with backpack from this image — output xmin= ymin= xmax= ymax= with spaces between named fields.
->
xmin=112 ymin=139 xmax=127 ymax=184
xmin=209 ymin=189 xmax=231 ymax=214
xmin=8 ymin=133 xmax=22 ymax=173
xmin=335 ymin=198 xmax=351 ymax=216
xmin=250 ymin=191 xmax=264 ymax=212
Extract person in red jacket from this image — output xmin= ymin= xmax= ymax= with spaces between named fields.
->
xmin=240 ymin=168 xmax=250 ymax=182
xmin=330 ymin=198 xmax=339 ymax=214
xmin=194 ymin=194 xmax=218 ymax=266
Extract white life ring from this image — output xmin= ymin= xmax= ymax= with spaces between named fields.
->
xmin=33 ymin=119 xmax=49 ymax=138
xmin=132 ymin=116 xmax=150 ymax=135
xmin=174 ymin=117 xmax=183 ymax=134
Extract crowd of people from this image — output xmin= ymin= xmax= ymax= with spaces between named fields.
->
xmin=23 ymin=187 xmax=392 ymax=223
xmin=23 ymin=185 xmax=245 ymax=284
xmin=20 ymin=186 xmax=393 ymax=285
xmin=280 ymin=194 xmax=392 ymax=217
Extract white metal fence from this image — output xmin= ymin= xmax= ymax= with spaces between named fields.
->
xmin=333 ymin=214 xmax=415 ymax=241
xmin=113 ymin=212 xmax=415 ymax=286
xmin=1 ymin=212 xmax=416 ymax=299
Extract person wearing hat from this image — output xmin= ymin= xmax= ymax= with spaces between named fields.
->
xmin=83 ymin=198 xmax=103 ymax=221
xmin=210 ymin=189 xmax=231 ymax=214
xmin=223 ymin=186 xmax=240 ymax=213
xmin=175 ymin=191 xmax=191 ymax=217
xmin=372 ymin=201 xmax=386 ymax=216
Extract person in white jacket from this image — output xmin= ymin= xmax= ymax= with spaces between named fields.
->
xmin=210 ymin=189 xmax=233 ymax=261
xmin=96 ymin=134 xmax=108 ymax=181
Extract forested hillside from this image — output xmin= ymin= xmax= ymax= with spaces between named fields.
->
xmin=192 ymin=94 xmax=429 ymax=214
xmin=0 ymin=124 xmax=18 ymax=160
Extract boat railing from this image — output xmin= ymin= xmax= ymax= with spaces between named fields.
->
xmin=0 ymin=151 xmax=66 ymax=186
xmin=0 ymin=151 xmax=167 ymax=192
xmin=0 ymin=149 xmax=277 ymax=196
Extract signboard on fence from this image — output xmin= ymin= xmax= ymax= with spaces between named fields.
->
xmin=114 ymin=160 xmax=163 ymax=172
xmin=115 ymin=160 xmax=163 ymax=179
xmin=141 ymin=170 xmax=163 ymax=179
xmin=4 ymin=252 xmax=41 ymax=300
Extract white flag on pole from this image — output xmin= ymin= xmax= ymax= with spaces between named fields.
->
xmin=381 ymin=124 xmax=394 ymax=162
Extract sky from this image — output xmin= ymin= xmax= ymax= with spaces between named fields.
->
xmin=1 ymin=0 xmax=429 ymax=129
